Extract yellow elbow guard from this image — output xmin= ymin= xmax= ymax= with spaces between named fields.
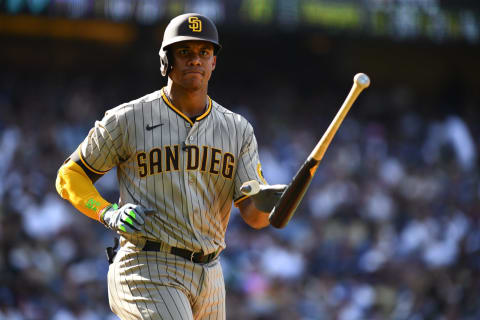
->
xmin=56 ymin=160 xmax=111 ymax=221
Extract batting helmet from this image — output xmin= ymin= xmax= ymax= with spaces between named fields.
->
xmin=159 ymin=13 xmax=222 ymax=77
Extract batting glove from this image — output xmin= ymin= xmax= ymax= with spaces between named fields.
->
xmin=100 ymin=203 xmax=148 ymax=234
xmin=240 ymin=181 xmax=287 ymax=213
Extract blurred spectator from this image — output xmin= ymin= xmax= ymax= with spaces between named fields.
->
xmin=1 ymin=47 xmax=480 ymax=320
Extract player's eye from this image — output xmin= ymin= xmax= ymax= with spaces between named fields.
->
xmin=200 ymin=50 xmax=212 ymax=57
xmin=179 ymin=49 xmax=189 ymax=55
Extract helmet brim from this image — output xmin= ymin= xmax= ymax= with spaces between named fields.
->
xmin=161 ymin=36 xmax=221 ymax=53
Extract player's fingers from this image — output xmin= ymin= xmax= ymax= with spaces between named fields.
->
xmin=144 ymin=208 xmax=156 ymax=215
xmin=259 ymin=185 xmax=287 ymax=197
xmin=121 ymin=211 xmax=143 ymax=230
xmin=135 ymin=205 xmax=155 ymax=214
xmin=129 ymin=209 xmax=145 ymax=225
xmin=118 ymin=222 xmax=138 ymax=234
xmin=120 ymin=206 xmax=144 ymax=225
xmin=132 ymin=206 xmax=156 ymax=220
xmin=268 ymin=184 xmax=288 ymax=192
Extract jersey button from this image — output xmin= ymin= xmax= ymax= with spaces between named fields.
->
xmin=189 ymin=136 xmax=194 ymax=141
xmin=186 ymin=124 xmax=191 ymax=128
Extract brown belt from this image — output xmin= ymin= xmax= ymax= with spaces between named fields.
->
xmin=142 ymin=240 xmax=218 ymax=264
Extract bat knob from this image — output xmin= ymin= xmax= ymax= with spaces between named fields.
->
xmin=354 ymin=73 xmax=370 ymax=89
xmin=240 ymin=180 xmax=261 ymax=196
xmin=240 ymin=185 xmax=252 ymax=193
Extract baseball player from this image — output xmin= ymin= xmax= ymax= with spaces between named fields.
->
xmin=56 ymin=13 xmax=286 ymax=320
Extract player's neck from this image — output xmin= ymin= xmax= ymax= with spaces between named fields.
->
xmin=165 ymin=84 xmax=209 ymax=118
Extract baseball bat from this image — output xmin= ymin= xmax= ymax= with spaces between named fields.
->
xmin=241 ymin=73 xmax=370 ymax=228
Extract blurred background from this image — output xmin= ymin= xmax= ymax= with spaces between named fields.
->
xmin=1 ymin=0 xmax=480 ymax=319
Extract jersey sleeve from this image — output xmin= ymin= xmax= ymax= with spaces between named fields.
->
xmin=233 ymin=122 xmax=267 ymax=206
xmin=78 ymin=109 xmax=129 ymax=175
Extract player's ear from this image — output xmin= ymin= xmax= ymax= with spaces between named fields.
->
xmin=211 ymin=56 xmax=216 ymax=71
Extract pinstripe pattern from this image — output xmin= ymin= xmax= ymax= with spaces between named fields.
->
xmin=108 ymin=246 xmax=226 ymax=319
xmin=80 ymin=89 xmax=261 ymax=319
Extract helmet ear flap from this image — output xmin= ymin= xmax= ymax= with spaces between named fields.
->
xmin=159 ymin=47 xmax=170 ymax=77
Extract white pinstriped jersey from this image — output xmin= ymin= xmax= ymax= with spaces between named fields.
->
xmin=79 ymin=88 xmax=264 ymax=254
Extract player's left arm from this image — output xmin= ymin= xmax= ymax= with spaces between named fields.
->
xmin=237 ymin=198 xmax=269 ymax=229
xmin=237 ymin=183 xmax=287 ymax=228
xmin=233 ymin=122 xmax=286 ymax=229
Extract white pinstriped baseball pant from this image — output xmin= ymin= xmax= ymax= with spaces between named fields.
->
xmin=107 ymin=248 xmax=226 ymax=320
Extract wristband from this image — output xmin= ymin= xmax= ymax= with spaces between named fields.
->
xmin=100 ymin=203 xmax=118 ymax=226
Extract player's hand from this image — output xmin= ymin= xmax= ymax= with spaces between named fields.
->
xmin=240 ymin=180 xmax=287 ymax=213
xmin=100 ymin=203 xmax=151 ymax=234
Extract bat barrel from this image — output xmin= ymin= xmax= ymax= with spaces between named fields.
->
xmin=309 ymin=73 xmax=370 ymax=162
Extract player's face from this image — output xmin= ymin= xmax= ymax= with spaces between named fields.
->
xmin=169 ymin=41 xmax=216 ymax=90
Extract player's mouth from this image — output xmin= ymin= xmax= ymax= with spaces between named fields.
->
xmin=184 ymin=69 xmax=204 ymax=75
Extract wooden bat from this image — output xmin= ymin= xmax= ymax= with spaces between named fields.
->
xmin=241 ymin=73 xmax=370 ymax=228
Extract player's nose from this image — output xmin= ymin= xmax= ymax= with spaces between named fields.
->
xmin=187 ymin=54 xmax=202 ymax=66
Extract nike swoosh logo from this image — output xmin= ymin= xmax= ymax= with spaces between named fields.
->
xmin=146 ymin=123 xmax=163 ymax=130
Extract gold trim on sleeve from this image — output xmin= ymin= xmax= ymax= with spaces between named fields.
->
xmin=78 ymin=148 xmax=106 ymax=175
xmin=234 ymin=194 xmax=249 ymax=207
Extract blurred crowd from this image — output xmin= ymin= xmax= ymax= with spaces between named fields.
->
xmin=0 ymin=66 xmax=479 ymax=320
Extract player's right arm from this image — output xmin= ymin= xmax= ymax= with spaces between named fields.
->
xmin=56 ymin=108 xmax=124 ymax=221
xmin=56 ymin=149 xmax=110 ymax=221
xmin=55 ymin=108 xmax=147 ymax=233
xmin=56 ymin=154 xmax=147 ymax=233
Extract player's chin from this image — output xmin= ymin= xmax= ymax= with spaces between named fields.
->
xmin=183 ymin=73 xmax=203 ymax=82
xmin=182 ymin=77 xmax=207 ymax=90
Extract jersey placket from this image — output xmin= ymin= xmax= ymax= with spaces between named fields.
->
xmin=161 ymin=88 xmax=212 ymax=253
xmin=183 ymin=120 xmax=207 ymax=253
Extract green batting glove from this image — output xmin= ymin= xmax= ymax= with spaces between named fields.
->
xmin=100 ymin=203 xmax=151 ymax=234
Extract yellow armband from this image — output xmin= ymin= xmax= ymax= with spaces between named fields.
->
xmin=56 ymin=160 xmax=111 ymax=221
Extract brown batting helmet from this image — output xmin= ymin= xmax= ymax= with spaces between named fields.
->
xmin=159 ymin=13 xmax=222 ymax=77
